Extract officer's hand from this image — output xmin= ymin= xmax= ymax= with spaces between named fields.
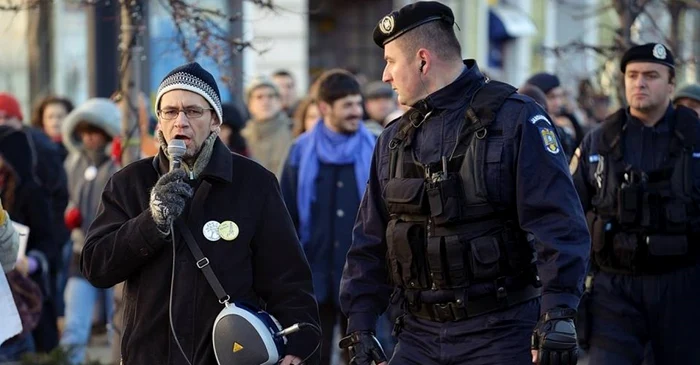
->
xmin=531 ymin=307 xmax=578 ymax=365
xmin=149 ymin=169 xmax=193 ymax=235
xmin=339 ymin=331 xmax=388 ymax=365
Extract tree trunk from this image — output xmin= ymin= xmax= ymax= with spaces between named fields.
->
xmin=27 ymin=0 xmax=53 ymax=104
xmin=119 ymin=0 xmax=143 ymax=166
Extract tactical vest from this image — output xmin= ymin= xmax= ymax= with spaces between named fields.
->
xmin=384 ymin=80 xmax=538 ymax=308
xmin=587 ymin=107 xmax=700 ymax=274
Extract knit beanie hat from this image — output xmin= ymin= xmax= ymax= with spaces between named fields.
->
xmin=674 ymin=84 xmax=700 ymax=103
xmin=0 ymin=93 xmax=23 ymax=121
xmin=525 ymin=73 xmax=561 ymax=95
xmin=155 ymin=62 xmax=223 ymax=124
xmin=244 ymin=76 xmax=280 ymax=105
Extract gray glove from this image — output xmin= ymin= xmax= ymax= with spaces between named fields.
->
xmin=149 ymin=169 xmax=193 ymax=235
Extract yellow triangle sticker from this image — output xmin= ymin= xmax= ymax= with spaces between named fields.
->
xmin=233 ymin=342 xmax=244 ymax=353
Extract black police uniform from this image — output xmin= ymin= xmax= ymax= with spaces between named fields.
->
xmin=339 ymin=4 xmax=589 ymax=364
xmin=571 ymin=43 xmax=700 ymax=364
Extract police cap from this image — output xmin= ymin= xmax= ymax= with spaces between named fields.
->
xmin=620 ymin=43 xmax=675 ymax=72
xmin=373 ymin=1 xmax=454 ymax=48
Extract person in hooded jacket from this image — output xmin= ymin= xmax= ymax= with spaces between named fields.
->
xmin=58 ymin=98 xmax=121 ymax=365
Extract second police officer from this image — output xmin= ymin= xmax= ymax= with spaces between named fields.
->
xmin=338 ymin=2 xmax=590 ymax=365
xmin=571 ymin=43 xmax=700 ymax=364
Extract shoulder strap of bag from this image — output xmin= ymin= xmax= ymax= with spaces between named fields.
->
xmin=175 ymin=219 xmax=230 ymax=305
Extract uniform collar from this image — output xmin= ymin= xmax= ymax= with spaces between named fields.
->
xmin=154 ymin=138 xmax=233 ymax=183
xmin=411 ymin=59 xmax=486 ymax=114
xmin=625 ymin=102 xmax=674 ymax=132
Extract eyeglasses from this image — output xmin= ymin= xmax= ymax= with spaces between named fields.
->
xmin=157 ymin=106 xmax=213 ymax=120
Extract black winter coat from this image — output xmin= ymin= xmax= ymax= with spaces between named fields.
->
xmin=82 ymin=139 xmax=320 ymax=365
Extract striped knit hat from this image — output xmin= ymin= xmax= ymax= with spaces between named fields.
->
xmin=155 ymin=62 xmax=223 ymax=123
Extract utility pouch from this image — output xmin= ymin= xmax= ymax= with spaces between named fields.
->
xmin=617 ymin=184 xmax=639 ymax=225
xmin=385 ymin=178 xmax=427 ymax=215
xmin=427 ymin=173 xmax=466 ymax=226
xmin=468 ymin=236 xmax=501 ymax=280
xmin=612 ymin=232 xmax=638 ymax=269
xmin=646 ymin=235 xmax=688 ymax=256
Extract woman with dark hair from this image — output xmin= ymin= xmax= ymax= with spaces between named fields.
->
xmin=31 ymin=96 xmax=74 ymax=162
xmin=292 ymin=97 xmax=320 ymax=138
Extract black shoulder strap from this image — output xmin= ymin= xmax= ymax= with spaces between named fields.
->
xmin=672 ymin=105 xmax=699 ymax=150
xmin=389 ymin=109 xmax=427 ymax=178
xmin=175 ymin=219 xmax=230 ymax=305
xmin=462 ymin=80 xmax=516 ymax=137
xmin=597 ymin=109 xmax=626 ymax=160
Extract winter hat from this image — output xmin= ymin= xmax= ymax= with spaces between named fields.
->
xmin=0 ymin=126 xmax=33 ymax=182
xmin=526 ymin=73 xmax=561 ymax=95
xmin=0 ymin=92 xmax=23 ymax=121
xmin=61 ymin=98 xmax=121 ymax=154
xmin=221 ymin=103 xmax=245 ymax=131
xmin=673 ymin=84 xmax=700 ymax=103
xmin=364 ymin=81 xmax=395 ymax=99
xmin=155 ymin=62 xmax=223 ymax=124
xmin=245 ymin=76 xmax=280 ymax=105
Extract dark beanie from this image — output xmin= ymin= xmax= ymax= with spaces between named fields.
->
xmin=155 ymin=62 xmax=223 ymax=123
xmin=526 ymin=73 xmax=561 ymax=95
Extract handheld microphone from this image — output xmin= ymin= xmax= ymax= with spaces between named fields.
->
xmin=167 ymin=139 xmax=187 ymax=171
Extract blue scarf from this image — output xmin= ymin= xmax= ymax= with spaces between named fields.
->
xmin=297 ymin=121 xmax=376 ymax=245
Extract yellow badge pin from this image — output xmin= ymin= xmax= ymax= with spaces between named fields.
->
xmin=233 ymin=342 xmax=243 ymax=353
xmin=539 ymin=127 xmax=561 ymax=155
xmin=218 ymin=221 xmax=239 ymax=241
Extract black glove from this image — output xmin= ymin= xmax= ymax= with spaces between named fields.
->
xmin=339 ymin=331 xmax=387 ymax=365
xmin=149 ymin=169 xmax=193 ymax=235
xmin=531 ymin=307 xmax=578 ymax=365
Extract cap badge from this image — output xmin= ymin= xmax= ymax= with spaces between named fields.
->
xmin=379 ymin=15 xmax=394 ymax=35
xmin=652 ymin=44 xmax=667 ymax=60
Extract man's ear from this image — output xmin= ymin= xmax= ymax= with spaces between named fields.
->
xmin=318 ymin=101 xmax=332 ymax=116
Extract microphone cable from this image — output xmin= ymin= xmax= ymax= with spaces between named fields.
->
xmin=168 ymin=221 xmax=194 ymax=365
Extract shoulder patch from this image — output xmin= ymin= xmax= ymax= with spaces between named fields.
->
xmin=530 ymin=114 xmax=552 ymax=126
xmin=569 ymin=148 xmax=581 ymax=175
xmin=538 ymin=126 xmax=560 ymax=155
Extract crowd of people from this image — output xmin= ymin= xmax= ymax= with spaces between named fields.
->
xmin=1 ymin=1 xmax=700 ymax=365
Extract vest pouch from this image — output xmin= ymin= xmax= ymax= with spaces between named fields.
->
xmin=617 ymin=184 xmax=640 ymax=225
xmin=646 ymin=235 xmax=688 ymax=256
xmin=586 ymin=212 xmax=607 ymax=254
xmin=427 ymin=173 xmax=466 ymax=227
xmin=385 ymin=178 xmax=427 ymax=215
xmin=612 ymin=232 xmax=638 ymax=269
xmin=468 ymin=236 xmax=501 ymax=280
xmin=387 ymin=219 xmax=428 ymax=288
xmin=664 ymin=201 xmax=688 ymax=233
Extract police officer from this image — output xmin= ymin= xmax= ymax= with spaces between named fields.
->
xmin=338 ymin=2 xmax=590 ymax=364
xmin=570 ymin=43 xmax=700 ymax=364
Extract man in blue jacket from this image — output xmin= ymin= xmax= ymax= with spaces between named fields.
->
xmin=338 ymin=2 xmax=590 ymax=364
xmin=280 ymin=69 xmax=376 ymax=365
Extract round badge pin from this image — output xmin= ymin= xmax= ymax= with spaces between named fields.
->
xmin=218 ymin=221 xmax=239 ymax=241
xmin=84 ymin=166 xmax=98 ymax=181
xmin=203 ymin=220 xmax=221 ymax=242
